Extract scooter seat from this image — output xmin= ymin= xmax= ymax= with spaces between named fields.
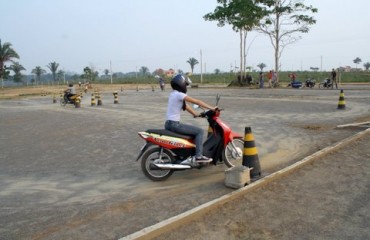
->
xmin=146 ymin=129 xmax=194 ymax=140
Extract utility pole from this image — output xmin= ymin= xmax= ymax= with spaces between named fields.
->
xmin=200 ymin=49 xmax=203 ymax=84
xmin=110 ymin=61 xmax=113 ymax=84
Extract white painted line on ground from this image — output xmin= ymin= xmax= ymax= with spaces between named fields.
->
xmin=336 ymin=121 xmax=370 ymax=128
xmin=120 ymin=127 xmax=370 ymax=240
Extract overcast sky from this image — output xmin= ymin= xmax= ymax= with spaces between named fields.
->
xmin=1 ymin=0 xmax=369 ymax=74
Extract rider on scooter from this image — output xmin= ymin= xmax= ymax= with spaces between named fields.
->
xmin=64 ymin=83 xmax=76 ymax=101
xmin=165 ymin=74 xmax=218 ymax=163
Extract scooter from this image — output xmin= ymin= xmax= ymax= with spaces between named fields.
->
xmin=60 ymin=92 xmax=80 ymax=106
xmin=287 ymin=80 xmax=302 ymax=88
xmin=319 ymin=78 xmax=332 ymax=89
xmin=303 ymin=79 xmax=316 ymax=88
xmin=136 ymin=95 xmax=244 ymax=181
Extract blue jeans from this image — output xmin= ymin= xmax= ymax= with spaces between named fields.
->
xmin=165 ymin=120 xmax=204 ymax=157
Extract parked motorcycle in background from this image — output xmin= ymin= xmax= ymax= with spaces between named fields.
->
xmin=303 ymin=78 xmax=316 ymax=88
xmin=319 ymin=78 xmax=332 ymax=89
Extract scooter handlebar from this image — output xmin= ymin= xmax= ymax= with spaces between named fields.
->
xmin=196 ymin=108 xmax=223 ymax=118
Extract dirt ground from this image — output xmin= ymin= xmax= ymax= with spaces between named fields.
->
xmin=154 ymin=131 xmax=370 ymax=240
xmin=0 ymin=84 xmax=370 ymax=240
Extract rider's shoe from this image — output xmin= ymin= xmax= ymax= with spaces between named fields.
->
xmin=195 ymin=155 xmax=213 ymax=163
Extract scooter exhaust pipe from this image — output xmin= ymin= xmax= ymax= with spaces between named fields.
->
xmin=153 ymin=163 xmax=191 ymax=170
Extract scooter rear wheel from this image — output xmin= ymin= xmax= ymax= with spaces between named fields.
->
xmin=141 ymin=147 xmax=174 ymax=181
xmin=222 ymin=138 xmax=244 ymax=168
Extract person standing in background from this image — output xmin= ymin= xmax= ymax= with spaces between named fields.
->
xmin=259 ymin=72 xmax=264 ymax=89
xmin=331 ymin=68 xmax=338 ymax=89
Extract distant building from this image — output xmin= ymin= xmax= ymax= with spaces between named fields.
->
xmin=165 ymin=69 xmax=175 ymax=77
xmin=338 ymin=66 xmax=363 ymax=72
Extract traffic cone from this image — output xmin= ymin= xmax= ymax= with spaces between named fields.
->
xmin=113 ymin=91 xmax=119 ymax=104
xmin=97 ymin=92 xmax=103 ymax=106
xmin=242 ymin=127 xmax=261 ymax=178
xmin=91 ymin=93 xmax=96 ymax=106
xmin=337 ymin=89 xmax=346 ymax=110
xmin=74 ymin=96 xmax=81 ymax=108
xmin=337 ymin=89 xmax=346 ymax=109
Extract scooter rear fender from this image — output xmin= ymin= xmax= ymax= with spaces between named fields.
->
xmin=136 ymin=142 xmax=154 ymax=161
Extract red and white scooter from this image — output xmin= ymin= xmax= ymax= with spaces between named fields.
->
xmin=136 ymin=95 xmax=244 ymax=181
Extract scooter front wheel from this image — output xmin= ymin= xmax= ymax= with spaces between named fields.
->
xmin=141 ymin=147 xmax=174 ymax=181
xmin=222 ymin=138 xmax=244 ymax=168
xmin=60 ymin=98 xmax=67 ymax=106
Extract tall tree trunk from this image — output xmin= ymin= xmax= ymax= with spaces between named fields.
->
xmin=239 ymin=31 xmax=243 ymax=85
xmin=243 ymin=29 xmax=248 ymax=84
xmin=274 ymin=2 xmax=280 ymax=82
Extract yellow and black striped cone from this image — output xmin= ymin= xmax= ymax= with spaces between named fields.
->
xmin=242 ymin=127 xmax=261 ymax=178
xmin=337 ymin=89 xmax=346 ymax=110
xmin=91 ymin=93 xmax=96 ymax=106
xmin=74 ymin=96 xmax=81 ymax=108
xmin=97 ymin=92 xmax=103 ymax=106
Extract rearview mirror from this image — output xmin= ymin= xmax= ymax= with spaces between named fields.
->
xmin=216 ymin=94 xmax=221 ymax=105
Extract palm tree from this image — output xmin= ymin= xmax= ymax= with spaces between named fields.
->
xmin=9 ymin=62 xmax=26 ymax=83
xmin=186 ymin=57 xmax=199 ymax=73
xmin=257 ymin=63 xmax=266 ymax=71
xmin=32 ymin=66 xmax=46 ymax=85
xmin=353 ymin=57 xmax=362 ymax=69
xmin=47 ymin=61 xmax=59 ymax=85
xmin=0 ymin=39 xmax=20 ymax=88
xmin=139 ymin=66 xmax=149 ymax=76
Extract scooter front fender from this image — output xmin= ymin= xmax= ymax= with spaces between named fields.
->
xmin=136 ymin=142 xmax=154 ymax=161
xmin=230 ymin=131 xmax=243 ymax=140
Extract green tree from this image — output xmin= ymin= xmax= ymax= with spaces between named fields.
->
xmin=9 ymin=62 xmax=26 ymax=83
xmin=186 ymin=57 xmax=199 ymax=73
xmin=364 ymin=62 xmax=370 ymax=71
xmin=0 ymin=39 xmax=20 ymax=88
xmin=2 ymin=65 xmax=11 ymax=80
xmin=57 ymin=70 xmax=65 ymax=83
xmin=258 ymin=0 xmax=317 ymax=82
xmin=204 ymin=0 xmax=266 ymax=84
xmin=139 ymin=66 xmax=150 ymax=76
xmin=31 ymin=66 xmax=46 ymax=85
xmin=257 ymin=63 xmax=266 ymax=71
xmin=83 ymin=67 xmax=93 ymax=82
xmin=104 ymin=69 xmax=110 ymax=79
xmin=46 ymin=61 xmax=60 ymax=84
xmin=353 ymin=57 xmax=362 ymax=69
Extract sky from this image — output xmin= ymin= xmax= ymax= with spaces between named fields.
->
xmin=1 ymin=0 xmax=369 ymax=75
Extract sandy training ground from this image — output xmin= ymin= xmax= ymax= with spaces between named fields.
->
xmin=0 ymin=84 xmax=369 ymax=239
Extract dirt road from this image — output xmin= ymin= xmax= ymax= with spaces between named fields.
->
xmin=0 ymin=85 xmax=369 ymax=239
xmin=154 ymin=130 xmax=370 ymax=240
